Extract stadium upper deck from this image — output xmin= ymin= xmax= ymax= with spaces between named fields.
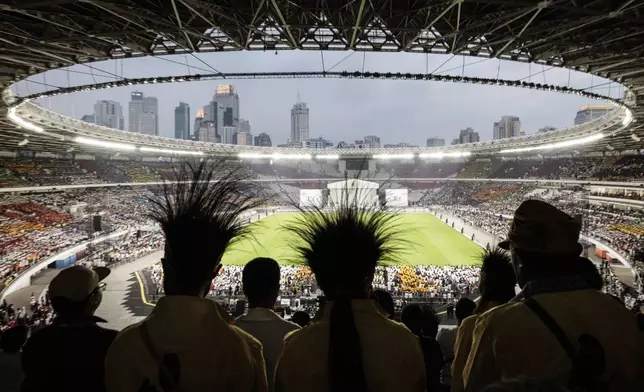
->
xmin=0 ymin=1 xmax=643 ymax=156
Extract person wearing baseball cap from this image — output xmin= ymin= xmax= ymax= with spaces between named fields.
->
xmin=21 ymin=265 xmax=117 ymax=392
xmin=462 ymin=200 xmax=644 ymax=392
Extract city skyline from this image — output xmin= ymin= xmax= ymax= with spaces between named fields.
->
xmin=33 ymin=51 xmax=608 ymax=146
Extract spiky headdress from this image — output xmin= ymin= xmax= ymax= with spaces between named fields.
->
xmin=148 ymin=159 xmax=266 ymax=275
xmin=286 ymin=182 xmax=407 ymax=292
xmin=478 ymin=246 xmax=516 ymax=300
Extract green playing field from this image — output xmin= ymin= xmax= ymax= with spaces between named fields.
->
xmin=221 ymin=212 xmax=483 ymax=266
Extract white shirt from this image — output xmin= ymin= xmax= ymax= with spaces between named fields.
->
xmin=236 ymin=308 xmax=300 ymax=391
xmin=436 ymin=326 xmax=458 ymax=385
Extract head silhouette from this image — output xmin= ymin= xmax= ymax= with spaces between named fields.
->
xmin=242 ymin=257 xmax=281 ymax=308
xmin=288 ymin=202 xmax=404 ymax=392
xmin=149 ymin=159 xmax=263 ymax=297
xmin=477 ymin=247 xmax=517 ymax=312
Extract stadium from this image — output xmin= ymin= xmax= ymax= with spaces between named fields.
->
xmin=1 ymin=1 xmax=644 ymax=391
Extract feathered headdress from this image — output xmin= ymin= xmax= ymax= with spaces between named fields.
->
xmin=148 ymin=159 xmax=266 ymax=274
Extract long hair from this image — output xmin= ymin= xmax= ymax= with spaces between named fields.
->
xmin=148 ymin=159 xmax=266 ymax=293
xmin=476 ymin=247 xmax=516 ymax=313
xmin=286 ymin=196 xmax=406 ymax=392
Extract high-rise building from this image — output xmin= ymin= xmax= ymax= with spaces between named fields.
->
xmin=174 ymin=102 xmax=190 ymax=140
xmin=198 ymin=121 xmax=219 ymax=143
xmin=214 ymin=85 xmax=240 ymax=127
xmin=93 ymin=100 xmax=124 ymax=130
xmin=129 ymin=92 xmax=158 ymax=135
xmin=493 ymin=116 xmax=521 ymax=140
xmin=254 ymin=133 xmax=272 ymax=147
xmin=363 ymin=135 xmax=381 ymax=148
xmin=194 ymin=108 xmax=204 ymax=140
xmin=457 ymin=127 xmax=480 ymax=144
xmin=574 ymin=105 xmax=613 ymax=125
xmin=303 ymin=137 xmax=333 ymax=149
xmin=538 ymin=126 xmax=557 ymax=133
xmin=238 ymin=119 xmax=251 ymax=134
xmin=221 ymin=126 xmax=236 ymax=144
xmin=235 ymin=131 xmax=252 ymax=146
xmin=143 ymin=96 xmax=158 ymax=135
xmin=140 ymin=113 xmax=156 ymax=136
xmin=426 ymin=137 xmax=445 ymax=147
xmin=291 ymin=101 xmax=310 ymax=143
xmin=128 ymin=91 xmax=144 ymax=133
xmin=81 ymin=114 xmax=95 ymax=124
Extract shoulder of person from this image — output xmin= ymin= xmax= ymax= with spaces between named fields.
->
xmin=230 ymin=324 xmax=263 ymax=350
xmin=108 ymin=320 xmax=144 ymax=350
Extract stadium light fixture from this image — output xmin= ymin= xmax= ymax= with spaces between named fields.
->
xmin=74 ymin=136 xmax=136 ymax=151
xmin=499 ymin=133 xmax=604 ymax=154
xmin=418 ymin=151 xmax=472 ymax=159
xmin=373 ymin=153 xmax=415 ymax=160
xmin=316 ymin=154 xmax=340 ymax=160
xmin=238 ymin=152 xmax=270 ymax=159
xmin=272 ymin=153 xmax=312 ymax=160
xmin=7 ymin=107 xmax=44 ymax=133
xmin=140 ymin=146 xmax=204 ymax=156
xmin=18 ymin=138 xmax=29 ymax=146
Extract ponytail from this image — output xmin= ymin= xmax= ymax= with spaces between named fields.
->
xmin=328 ymin=297 xmax=367 ymax=392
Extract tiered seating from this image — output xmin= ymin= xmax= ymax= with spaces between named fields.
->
xmin=457 ymin=160 xmax=503 ymax=178
xmin=112 ymin=161 xmax=160 ymax=182
xmin=0 ymin=167 xmax=29 ymax=188
xmin=77 ymin=160 xmax=130 ymax=183
xmin=0 ymin=158 xmax=100 ymax=185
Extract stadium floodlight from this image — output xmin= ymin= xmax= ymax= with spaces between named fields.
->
xmin=316 ymin=154 xmax=340 ymax=160
xmin=418 ymin=151 xmax=472 ymax=159
xmin=623 ymin=109 xmax=633 ymax=126
xmin=373 ymin=153 xmax=415 ymax=160
xmin=499 ymin=133 xmax=604 ymax=154
xmin=140 ymin=146 xmax=204 ymax=156
xmin=7 ymin=107 xmax=44 ymax=133
xmin=74 ymin=136 xmax=136 ymax=151
xmin=239 ymin=153 xmax=272 ymax=159
xmin=18 ymin=138 xmax=29 ymax=146
xmin=271 ymin=153 xmax=312 ymax=160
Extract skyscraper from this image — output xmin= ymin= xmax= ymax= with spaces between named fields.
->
xmin=174 ymin=102 xmax=190 ymax=140
xmin=198 ymin=121 xmax=219 ymax=143
xmin=194 ymin=108 xmax=204 ymax=140
xmin=493 ymin=116 xmax=521 ymax=140
xmin=214 ymin=85 xmax=239 ymax=127
xmin=426 ymin=137 xmax=445 ymax=147
xmin=94 ymin=100 xmax=124 ymax=130
xmin=129 ymin=92 xmax=158 ymax=135
xmin=128 ymin=92 xmax=144 ymax=133
xmin=457 ymin=127 xmax=480 ymax=144
xmin=143 ymin=96 xmax=158 ymax=135
xmin=254 ymin=133 xmax=272 ymax=147
xmin=574 ymin=105 xmax=613 ymax=125
xmin=363 ymin=135 xmax=381 ymax=148
xmin=291 ymin=101 xmax=309 ymax=143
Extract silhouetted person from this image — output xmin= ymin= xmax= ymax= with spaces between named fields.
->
xmin=0 ymin=325 xmax=27 ymax=392
xmin=276 ymin=203 xmax=426 ymax=392
xmin=236 ymin=257 xmax=300 ymax=391
xmin=452 ymin=247 xmax=517 ymax=392
xmin=105 ymin=160 xmax=268 ymax=392
xmin=22 ymin=266 xmax=116 ymax=392
xmin=436 ymin=298 xmax=475 ymax=388
xmin=464 ymin=200 xmax=644 ymax=391
xmin=290 ymin=311 xmax=310 ymax=328
xmin=402 ymin=304 xmax=444 ymax=392
xmin=370 ymin=288 xmax=395 ymax=319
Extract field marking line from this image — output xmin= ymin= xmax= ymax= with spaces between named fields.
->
xmin=135 ymin=271 xmax=156 ymax=307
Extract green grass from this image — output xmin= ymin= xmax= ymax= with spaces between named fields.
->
xmin=221 ymin=212 xmax=483 ymax=266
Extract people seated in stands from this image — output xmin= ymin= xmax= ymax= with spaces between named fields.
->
xmin=463 ymin=200 xmax=644 ymax=391
xmin=401 ymin=304 xmax=445 ymax=392
xmin=275 ymin=204 xmax=426 ymax=392
xmin=235 ymin=257 xmax=300 ymax=391
xmin=451 ymin=247 xmax=517 ymax=392
xmin=436 ymin=297 xmax=475 ymax=389
xmin=21 ymin=265 xmax=116 ymax=392
xmin=105 ymin=160 xmax=268 ymax=392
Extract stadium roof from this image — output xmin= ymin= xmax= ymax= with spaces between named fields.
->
xmin=1 ymin=0 xmax=643 ymax=154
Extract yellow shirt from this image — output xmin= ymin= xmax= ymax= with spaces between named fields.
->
xmin=450 ymin=301 xmax=501 ymax=392
xmin=275 ymin=299 xmax=426 ymax=392
xmin=463 ymin=290 xmax=644 ymax=392
xmin=105 ymin=296 xmax=268 ymax=392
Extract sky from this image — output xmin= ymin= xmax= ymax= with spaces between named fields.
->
xmin=13 ymin=51 xmax=621 ymax=146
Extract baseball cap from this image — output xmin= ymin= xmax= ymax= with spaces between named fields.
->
xmin=498 ymin=199 xmax=581 ymax=254
xmin=49 ymin=265 xmax=110 ymax=303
